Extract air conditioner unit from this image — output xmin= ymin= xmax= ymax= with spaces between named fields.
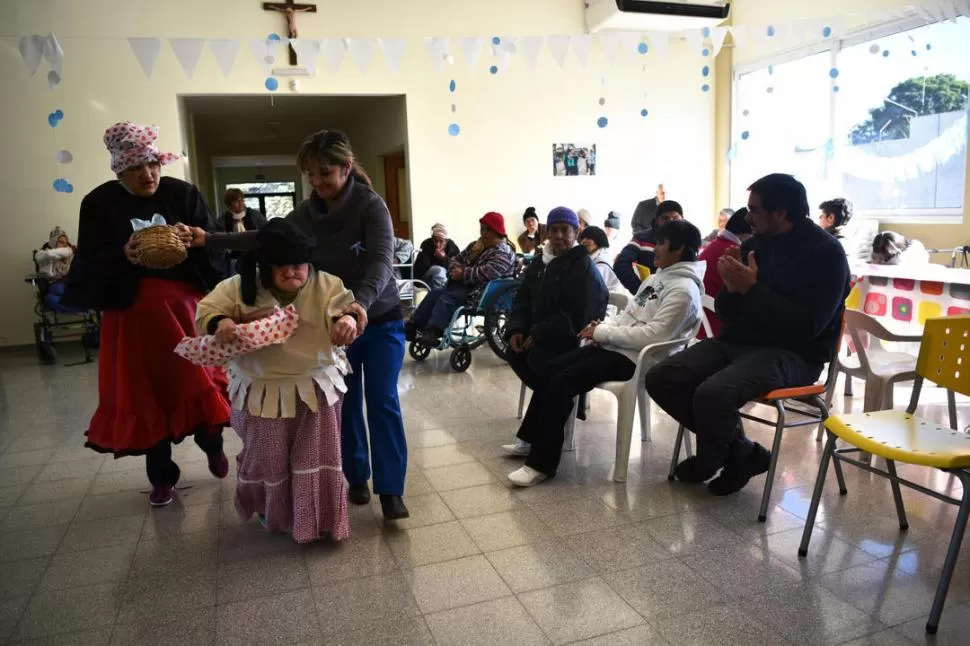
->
xmin=585 ymin=0 xmax=730 ymax=33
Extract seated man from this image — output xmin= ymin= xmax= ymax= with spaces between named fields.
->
xmin=645 ymin=174 xmax=849 ymax=496
xmin=696 ymin=208 xmax=751 ymax=338
xmin=504 ymin=207 xmax=608 ymax=393
xmin=406 ymin=212 xmax=514 ymax=343
xmin=703 ymin=208 xmax=734 ymax=244
xmin=505 ymin=220 xmax=706 ymax=486
xmin=613 ymin=200 xmax=684 ymax=294
xmin=579 ymin=226 xmax=622 ymax=292
xmin=413 ymin=223 xmax=461 ymax=289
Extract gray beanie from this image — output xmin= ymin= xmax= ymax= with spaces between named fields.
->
xmin=604 ymin=212 xmax=621 ymax=229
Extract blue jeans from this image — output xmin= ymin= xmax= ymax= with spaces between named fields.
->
xmin=411 ymin=284 xmax=472 ymax=331
xmin=341 ymin=319 xmax=408 ymax=495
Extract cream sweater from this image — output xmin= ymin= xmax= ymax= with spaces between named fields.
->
xmin=196 ymin=271 xmax=355 ymax=418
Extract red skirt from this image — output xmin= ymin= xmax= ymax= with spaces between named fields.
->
xmin=86 ymin=278 xmax=231 ymax=457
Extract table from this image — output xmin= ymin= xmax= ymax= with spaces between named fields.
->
xmin=847 ymin=263 xmax=970 ymax=326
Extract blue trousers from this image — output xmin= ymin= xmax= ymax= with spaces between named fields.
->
xmin=411 ymin=284 xmax=472 ymax=331
xmin=341 ymin=319 xmax=408 ymax=495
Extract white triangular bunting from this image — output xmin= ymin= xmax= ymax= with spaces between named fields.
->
xmin=208 ymin=39 xmax=240 ymax=77
xmin=710 ymin=26 xmax=729 ymax=57
xmin=729 ymin=25 xmax=748 ymax=48
xmin=128 ymin=37 xmax=162 ymax=80
xmin=616 ymin=31 xmax=642 ymax=58
xmin=500 ymin=35 xmax=518 ymax=54
xmin=18 ymin=35 xmax=45 ymax=76
xmin=249 ymin=38 xmax=283 ymax=74
xmin=956 ymin=0 xmax=970 ymax=18
xmin=646 ymin=31 xmax=668 ymax=59
xmin=289 ymin=39 xmax=321 ymax=74
xmin=346 ymin=38 xmax=374 ymax=74
xmin=378 ymin=38 xmax=406 ymax=73
xmin=570 ymin=34 xmax=593 ymax=67
xmin=596 ymin=32 xmax=621 ymax=64
xmin=827 ymin=17 xmax=845 ymax=38
xmin=939 ymin=0 xmax=959 ymax=22
xmin=518 ymin=36 xmax=542 ymax=70
xmin=322 ymin=38 xmax=345 ymax=74
xmin=169 ymin=38 xmax=205 ymax=79
xmin=789 ymin=18 xmax=809 ymax=43
xmin=424 ymin=37 xmax=450 ymax=72
xmin=494 ymin=48 xmax=512 ymax=72
xmin=460 ymin=36 xmax=483 ymax=70
xmin=683 ymin=29 xmax=704 ymax=54
xmin=43 ymin=33 xmax=64 ymax=75
xmin=546 ymin=35 xmax=570 ymax=68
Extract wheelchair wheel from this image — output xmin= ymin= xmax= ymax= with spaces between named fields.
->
xmin=482 ymin=282 xmax=518 ymax=361
xmin=450 ymin=347 xmax=472 ymax=372
xmin=409 ymin=340 xmax=432 ymax=361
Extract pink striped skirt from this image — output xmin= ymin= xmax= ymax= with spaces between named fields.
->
xmin=231 ymin=388 xmax=349 ymax=543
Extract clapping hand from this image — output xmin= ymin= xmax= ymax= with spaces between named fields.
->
xmin=718 ymin=250 xmax=758 ymax=294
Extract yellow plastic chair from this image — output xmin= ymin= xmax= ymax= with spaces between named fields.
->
xmin=635 ymin=264 xmax=651 ymax=282
xmin=799 ymin=315 xmax=970 ymax=635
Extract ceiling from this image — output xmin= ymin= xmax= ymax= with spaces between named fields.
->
xmin=183 ymin=94 xmax=404 ymax=149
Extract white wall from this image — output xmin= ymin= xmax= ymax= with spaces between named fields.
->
xmin=0 ymin=0 xmax=715 ymax=346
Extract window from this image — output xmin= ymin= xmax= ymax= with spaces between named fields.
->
xmin=732 ymin=16 xmax=970 ymax=221
xmin=226 ymin=182 xmax=297 ymax=219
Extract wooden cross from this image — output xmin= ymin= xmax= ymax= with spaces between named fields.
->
xmin=262 ymin=0 xmax=317 ymax=65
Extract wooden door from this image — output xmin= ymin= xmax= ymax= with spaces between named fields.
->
xmin=383 ymin=152 xmax=409 ymax=238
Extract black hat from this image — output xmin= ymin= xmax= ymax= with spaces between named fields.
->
xmin=579 ymin=225 xmax=610 ymax=250
xmin=523 ymin=206 xmax=538 ymax=224
xmin=241 ymin=219 xmax=316 ymax=304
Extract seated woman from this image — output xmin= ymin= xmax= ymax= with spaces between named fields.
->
xmin=871 ymin=231 xmax=929 ymax=265
xmin=505 ymin=220 xmax=705 ymax=486
xmin=413 ymin=223 xmax=460 ymax=289
xmin=696 ymin=208 xmax=751 ymax=338
xmin=34 ymin=227 xmax=80 ymax=311
xmin=504 ymin=207 xmax=608 ymax=395
xmin=517 ymin=207 xmax=546 ymax=255
xmin=579 ymin=226 xmax=622 ymax=292
xmin=406 ymin=212 xmax=514 ymax=344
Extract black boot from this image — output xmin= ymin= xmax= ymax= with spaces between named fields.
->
xmin=348 ymin=482 xmax=371 ymax=505
xmin=380 ymin=494 xmax=410 ymax=520
xmin=707 ymin=443 xmax=771 ymax=496
xmin=404 ymin=321 xmax=418 ymax=342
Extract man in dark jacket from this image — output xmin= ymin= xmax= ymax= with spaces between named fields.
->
xmin=413 ymin=223 xmax=460 ymax=289
xmin=631 ymin=183 xmax=665 ymax=235
xmin=645 ymin=174 xmax=850 ymax=497
xmin=505 ymin=207 xmax=608 ymax=393
xmin=613 ymin=200 xmax=684 ymax=294
xmin=222 ymin=188 xmax=267 ymax=275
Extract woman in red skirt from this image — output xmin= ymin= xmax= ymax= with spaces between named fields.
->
xmin=63 ymin=121 xmax=231 ymax=507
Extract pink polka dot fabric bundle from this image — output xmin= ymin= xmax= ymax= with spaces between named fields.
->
xmin=175 ymin=305 xmax=300 ymax=367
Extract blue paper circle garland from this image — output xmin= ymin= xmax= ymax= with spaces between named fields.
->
xmin=766 ymin=25 xmax=776 ymax=37
xmin=638 ymin=42 xmax=648 ymax=55
xmin=492 ymin=36 xmax=501 ymax=46
xmin=702 ymin=27 xmax=711 ymax=38
xmin=489 ymin=65 xmax=498 ymax=74
xmin=829 ymin=68 xmax=839 ymax=79
xmin=702 ymin=66 xmax=710 ymax=77
xmin=882 ymin=49 xmax=891 ymax=57
xmin=268 ymin=33 xmax=281 ymax=41
xmin=741 ymin=130 xmax=750 ymax=140
xmin=47 ymin=110 xmax=64 ymax=127
xmin=265 ymin=77 xmax=279 ymax=91
xmin=702 ymin=84 xmax=710 ymax=92
xmin=833 ymin=85 xmax=840 ymax=93
xmin=597 ymin=116 xmax=608 ymax=128
xmin=448 ymin=123 xmax=460 ymax=136
xmin=640 ymin=109 xmax=648 ymax=117
xmin=822 ymin=25 xmax=832 ymax=38
xmin=702 ymin=48 xmax=710 ymax=57
xmin=449 ymin=79 xmax=456 ymax=92
xmin=52 ymin=178 xmax=74 ymax=193
xmin=598 ymin=97 xmax=606 ymax=106
xmin=926 ymin=43 xmax=933 ymax=51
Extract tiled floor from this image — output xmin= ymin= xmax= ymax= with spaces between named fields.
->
xmin=2 ymin=344 xmax=970 ymax=645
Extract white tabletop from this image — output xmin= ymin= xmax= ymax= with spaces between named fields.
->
xmin=851 ymin=262 xmax=970 ymax=284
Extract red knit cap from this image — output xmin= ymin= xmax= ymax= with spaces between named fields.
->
xmin=479 ymin=211 xmax=507 ymax=237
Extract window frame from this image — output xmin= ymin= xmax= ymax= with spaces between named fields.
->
xmin=730 ymin=14 xmax=969 ymax=224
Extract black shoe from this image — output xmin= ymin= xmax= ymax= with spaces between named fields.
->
xmin=419 ymin=327 xmax=443 ymax=345
xmin=404 ymin=321 xmax=418 ymax=342
xmin=707 ymin=443 xmax=771 ymax=496
xmin=348 ymin=482 xmax=371 ymax=505
xmin=673 ymin=456 xmax=719 ymax=483
xmin=379 ymin=495 xmax=410 ymax=520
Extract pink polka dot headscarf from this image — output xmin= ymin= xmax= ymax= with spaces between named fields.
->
xmin=103 ymin=121 xmax=179 ymax=174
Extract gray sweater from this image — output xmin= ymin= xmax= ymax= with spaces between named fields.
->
xmin=207 ymin=177 xmax=400 ymax=321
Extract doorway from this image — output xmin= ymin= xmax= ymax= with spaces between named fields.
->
xmin=383 ymin=152 xmax=410 ymax=238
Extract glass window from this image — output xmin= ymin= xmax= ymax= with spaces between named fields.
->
xmin=226 ymin=181 xmax=296 ymax=195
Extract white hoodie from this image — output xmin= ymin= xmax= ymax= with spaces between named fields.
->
xmin=592 ymin=260 xmax=706 ymax=363
xmin=590 ymin=247 xmax=623 ymax=292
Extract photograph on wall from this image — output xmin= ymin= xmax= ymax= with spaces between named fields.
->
xmin=553 ymin=143 xmax=596 ymax=177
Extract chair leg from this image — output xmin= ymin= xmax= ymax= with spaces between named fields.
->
xmin=564 ymin=397 xmax=578 ymax=452
xmin=637 ymin=389 xmax=651 ymax=443
xmin=832 ymin=448 xmax=848 ymax=496
xmin=926 ymin=471 xmax=970 ymax=634
xmin=758 ymin=402 xmax=786 ymax=523
xmin=613 ymin=391 xmax=637 ymax=483
xmin=816 ymin=375 xmax=837 ymax=442
xmin=517 ymin=383 xmax=527 ymax=419
xmin=947 ymin=389 xmax=958 ymax=431
xmin=884 ymin=459 xmax=909 ymax=531
xmin=799 ymin=431 xmax=837 ymax=557
xmin=668 ymin=424 xmax=685 ymax=481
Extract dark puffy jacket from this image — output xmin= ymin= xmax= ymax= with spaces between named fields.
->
xmin=413 ymin=237 xmax=461 ymax=279
xmin=613 ymin=229 xmax=657 ymax=294
xmin=507 ymin=244 xmax=608 ymax=353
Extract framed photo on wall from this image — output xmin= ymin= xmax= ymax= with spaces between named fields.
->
xmin=553 ymin=143 xmax=596 ymax=177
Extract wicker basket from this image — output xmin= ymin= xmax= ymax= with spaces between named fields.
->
xmin=132 ymin=224 xmax=187 ymax=269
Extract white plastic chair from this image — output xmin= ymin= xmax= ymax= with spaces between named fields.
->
xmin=842 ymin=309 xmax=921 ymax=413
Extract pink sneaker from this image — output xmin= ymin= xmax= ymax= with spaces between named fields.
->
xmin=207 ymin=451 xmax=229 ymax=479
xmin=149 ymin=485 xmax=174 ymax=507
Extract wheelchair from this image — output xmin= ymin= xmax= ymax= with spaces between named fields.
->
xmin=408 ymin=277 xmax=520 ymax=372
xmin=25 ymin=252 xmax=100 ymax=365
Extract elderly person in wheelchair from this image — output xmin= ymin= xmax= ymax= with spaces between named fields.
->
xmin=405 ymin=212 xmax=515 ymax=345
xmin=33 ymin=227 xmax=81 ymax=311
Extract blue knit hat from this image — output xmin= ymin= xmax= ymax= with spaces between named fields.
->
xmin=547 ymin=206 xmax=579 ymax=230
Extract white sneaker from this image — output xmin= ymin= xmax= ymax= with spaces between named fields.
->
xmin=507 ymin=465 xmax=549 ymax=487
xmin=501 ymin=440 xmax=531 ymax=457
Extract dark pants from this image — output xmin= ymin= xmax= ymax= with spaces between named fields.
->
xmin=411 ymin=284 xmax=472 ymax=332
xmin=506 ymin=342 xmax=577 ymax=391
xmin=145 ymin=428 xmax=223 ymax=487
xmin=341 ymin=319 xmax=408 ymax=496
xmin=517 ymin=346 xmax=636 ymax=475
xmin=644 ymin=339 xmax=821 ymax=469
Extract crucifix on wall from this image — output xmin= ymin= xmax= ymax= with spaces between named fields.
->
xmin=262 ymin=0 xmax=317 ymax=65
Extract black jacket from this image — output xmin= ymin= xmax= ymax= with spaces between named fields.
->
xmin=614 ymin=229 xmax=657 ymax=294
xmin=222 ymin=207 xmax=267 ymax=233
xmin=507 ymin=244 xmax=608 ymax=353
xmin=715 ymin=218 xmax=850 ymax=367
xmin=63 ymin=178 xmax=226 ymax=311
xmin=413 ymin=237 xmax=460 ymax=279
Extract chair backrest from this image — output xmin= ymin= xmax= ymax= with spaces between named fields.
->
xmin=608 ymin=291 xmax=631 ymax=311
xmin=635 ymin=264 xmax=651 ymax=281
xmin=819 ymin=310 xmax=849 ymax=391
xmin=843 ymin=309 xmax=906 ymax=375
xmin=699 ymin=294 xmax=715 ymax=339
xmin=915 ymin=315 xmax=970 ymax=397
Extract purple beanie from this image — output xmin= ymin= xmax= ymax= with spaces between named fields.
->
xmin=547 ymin=206 xmax=579 ymax=229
